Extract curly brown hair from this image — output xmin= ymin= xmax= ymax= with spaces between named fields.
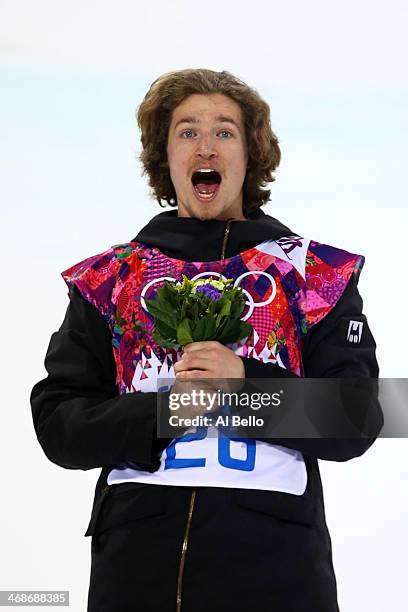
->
xmin=136 ymin=68 xmax=281 ymax=216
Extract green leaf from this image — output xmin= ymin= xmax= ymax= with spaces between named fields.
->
xmin=215 ymin=299 xmax=231 ymax=327
xmin=202 ymin=315 xmax=216 ymax=340
xmin=192 ymin=316 xmax=206 ymax=341
xmin=192 ymin=301 xmax=199 ymax=322
xmin=157 ymin=283 xmax=179 ymax=307
xmin=191 ymin=315 xmax=215 ymax=341
xmin=229 ymin=292 xmax=245 ymax=318
xmin=217 ymin=319 xmax=241 ymax=344
xmin=144 ymin=297 xmax=178 ymax=328
xmin=215 ymin=314 xmax=230 ymax=336
xmin=181 ymin=298 xmax=188 ymax=320
xmin=237 ymin=321 xmax=253 ymax=342
xmin=153 ymin=328 xmax=180 ymax=349
xmin=155 ymin=319 xmax=178 ymax=341
xmin=177 ymin=318 xmax=194 ymax=346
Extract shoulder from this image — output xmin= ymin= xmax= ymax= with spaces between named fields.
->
xmin=60 ymin=242 xmax=139 ymax=314
xmin=303 ymin=239 xmax=365 ymax=329
xmin=256 ymin=233 xmax=364 ymax=280
xmin=257 ymin=232 xmax=365 ymax=332
xmin=305 ymin=239 xmax=364 ymax=279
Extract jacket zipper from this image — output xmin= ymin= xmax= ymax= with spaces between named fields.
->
xmin=176 ymin=488 xmax=197 ymax=612
xmin=176 ymin=223 xmax=231 ymax=609
xmin=220 ymin=219 xmax=233 ymax=259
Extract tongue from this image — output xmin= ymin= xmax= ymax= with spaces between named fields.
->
xmin=195 ymin=182 xmax=218 ymax=195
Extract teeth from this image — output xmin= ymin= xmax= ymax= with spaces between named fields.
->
xmin=196 ymin=168 xmax=215 ymax=173
xmin=197 ymin=192 xmax=215 ymax=199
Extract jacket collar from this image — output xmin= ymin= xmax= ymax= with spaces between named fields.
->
xmin=132 ymin=207 xmax=294 ymax=262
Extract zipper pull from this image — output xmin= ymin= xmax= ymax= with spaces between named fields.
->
xmin=220 ymin=219 xmax=233 ymax=260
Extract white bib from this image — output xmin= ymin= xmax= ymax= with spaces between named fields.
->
xmin=107 ymin=426 xmax=307 ymax=494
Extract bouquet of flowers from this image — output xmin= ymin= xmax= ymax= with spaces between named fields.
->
xmin=144 ymin=275 xmax=253 ymax=349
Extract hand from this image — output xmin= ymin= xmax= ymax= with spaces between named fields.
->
xmin=169 ymin=378 xmax=220 ymax=421
xmin=173 ymin=341 xmax=245 ymax=394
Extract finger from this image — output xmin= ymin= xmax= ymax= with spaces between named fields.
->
xmin=175 ymin=369 xmax=214 ymax=380
xmin=183 ymin=341 xmax=220 ymax=354
xmin=174 ymin=355 xmax=213 ymax=373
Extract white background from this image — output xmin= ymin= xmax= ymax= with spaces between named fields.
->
xmin=1 ymin=1 xmax=407 ymax=610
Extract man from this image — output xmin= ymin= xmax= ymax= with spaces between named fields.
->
xmin=30 ymin=69 xmax=382 ymax=612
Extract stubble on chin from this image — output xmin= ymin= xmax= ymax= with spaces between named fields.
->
xmin=194 ymin=208 xmax=215 ymax=221
xmin=178 ymin=200 xmax=218 ymax=221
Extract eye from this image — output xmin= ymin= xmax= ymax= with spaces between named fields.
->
xmin=181 ymin=129 xmax=195 ymax=138
xmin=218 ymin=130 xmax=233 ymax=138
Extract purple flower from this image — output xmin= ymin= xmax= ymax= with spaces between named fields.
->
xmin=196 ymin=285 xmax=222 ymax=301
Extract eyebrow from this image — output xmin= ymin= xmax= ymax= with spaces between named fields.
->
xmin=173 ymin=114 xmax=241 ymax=130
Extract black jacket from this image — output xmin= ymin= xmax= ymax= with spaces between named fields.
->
xmin=30 ymin=208 xmax=382 ymax=612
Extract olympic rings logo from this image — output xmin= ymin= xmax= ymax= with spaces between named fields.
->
xmin=140 ymin=271 xmax=277 ymax=322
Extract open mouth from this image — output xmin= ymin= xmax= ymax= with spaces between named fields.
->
xmin=191 ymin=169 xmax=222 ymax=202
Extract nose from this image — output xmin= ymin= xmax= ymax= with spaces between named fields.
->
xmin=195 ymin=134 xmax=218 ymax=160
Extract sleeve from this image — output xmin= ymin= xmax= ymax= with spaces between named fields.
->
xmin=239 ymin=358 xmax=298 ymax=379
xmin=30 ymin=284 xmax=173 ymax=471
xmin=263 ymin=275 xmax=383 ymax=461
xmin=234 ymin=244 xmax=383 ymax=462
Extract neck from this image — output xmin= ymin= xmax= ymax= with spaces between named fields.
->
xmin=176 ymin=209 xmax=247 ymax=222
